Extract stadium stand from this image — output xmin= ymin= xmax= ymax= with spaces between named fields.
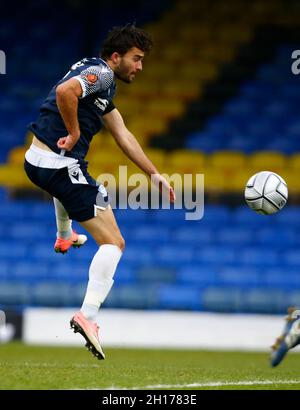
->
xmin=0 ymin=0 xmax=300 ymax=314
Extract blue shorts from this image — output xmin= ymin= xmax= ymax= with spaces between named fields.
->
xmin=24 ymin=144 xmax=110 ymax=222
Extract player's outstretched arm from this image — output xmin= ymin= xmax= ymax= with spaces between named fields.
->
xmin=103 ymin=108 xmax=176 ymax=202
xmin=56 ymin=78 xmax=82 ymax=151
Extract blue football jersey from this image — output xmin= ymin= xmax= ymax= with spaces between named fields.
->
xmin=28 ymin=57 xmax=116 ymax=160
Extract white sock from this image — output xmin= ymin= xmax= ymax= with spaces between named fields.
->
xmin=53 ymin=197 xmax=72 ymax=239
xmin=81 ymin=244 xmax=122 ymax=320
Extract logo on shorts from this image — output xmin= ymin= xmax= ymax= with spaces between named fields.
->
xmin=0 ymin=310 xmax=15 ymax=343
xmin=71 ymin=171 xmax=80 ymax=181
xmin=68 ymin=164 xmax=88 ymax=185
xmin=94 ymin=98 xmax=109 ymax=111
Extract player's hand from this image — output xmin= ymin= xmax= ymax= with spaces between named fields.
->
xmin=151 ymin=173 xmax=176 ymax=203
xmin=57 ymin=134 xmax=80 ymax=151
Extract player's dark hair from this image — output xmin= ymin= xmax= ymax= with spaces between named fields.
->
xmin=101 ymin=24 xmax=153 ymax=59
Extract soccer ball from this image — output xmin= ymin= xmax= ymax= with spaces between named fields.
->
xmin=245 ymin=171 xmax=288 ymax=215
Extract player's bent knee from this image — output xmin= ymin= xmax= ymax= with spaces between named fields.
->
xmin=107 ymin=234 xmax=125 ymax=252
xmin=116 ymin=236 xmax=125 ymax=252
xmin=95 ymin=234 xmax=125 ymax=251
xmin=104 ymin=237 xmax=125 ymax=251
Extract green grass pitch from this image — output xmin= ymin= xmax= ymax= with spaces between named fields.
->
xmin=0 ymin=342 xmax=300 ymax=390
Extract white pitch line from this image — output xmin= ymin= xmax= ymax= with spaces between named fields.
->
xmin=0 ymin=362 xmax=99 ymax=369
xmin=101 ymin=380 xmax=300 ymax=390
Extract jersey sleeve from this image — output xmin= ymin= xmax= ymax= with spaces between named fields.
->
xmin=74 ymin=65 xmax=114 ymax=98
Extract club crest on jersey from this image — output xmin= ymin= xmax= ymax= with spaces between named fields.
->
xmin=85 ymin=74 xmax=98 ymax=84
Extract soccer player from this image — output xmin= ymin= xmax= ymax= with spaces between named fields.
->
xmin=270 ymin=307 xmax=300 ymax=367
xmin=24 ymin=24 xmax=175 ymax=360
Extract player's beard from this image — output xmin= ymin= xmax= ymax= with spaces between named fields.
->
xmin=114 ymin=59 xmax=135 ymax=83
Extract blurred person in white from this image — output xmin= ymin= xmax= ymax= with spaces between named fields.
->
xmin=270 ymin=307 xmax=300 ymax=367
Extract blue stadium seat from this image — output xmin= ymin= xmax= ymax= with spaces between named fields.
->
xmin=218 ymin=267 xmax=260 ymax=287
xmin=0 ymin=188 xmax=8 ymax=201
xmin=129 ymin=225 xmax=170 ymax=242
xmin=71 ymin=246 xmax=97 ymax=263
xmin=205 ymin=117 xmax=239 ymax=136
xmin=202 ymin=287 xmax=244 ymax=312
xmin=177 ymin=266 xmax=218 ymax=286
xmin=122 ymin=246 xmax=153 ymax=265
xmin=223 ymin=100 xmax=258 ymax=119
xmin=158 ymin=284 xmax=201 ymax=310
xmin=264 ymin=101 xmax=296 ymax=117
xmin=155 ymin=245 xmax=195 ymax=265
xmin=30 ymin=244 xmax=59 ymax=261
xmin=284 ymin=250 xmax=300 ymax=267
xmin=30 ymin=203 xmax=56 ymax=221
xmin=114 ymin=208 xmax=148 ymax=223
xmin=286 ymin=120 xmax=300 ymax=137
xmin=264 ymin=268 xmax=300 ymax=289
xmin=226 ymin=135 xmax=264 ymax=152
xmin=266 ymin=138 xmax=298 ymax=154
xmin=50 ymin=262 xmax=88 ymax=282
xmin=32 ymin=282 xmax=75 ymax=306
xmin=196 ymin=246 xmax=236 ymax=265
xmin=277 ymin=207 xmax=300 ymax=226
xmin=257 ymin=227 xmax=295 ymax=247
xmin=246 ymin=119 xmax=274 ymax=139
xmin=12 ymin=262 xmax=50 ymax=282
xmin=237 ymin=247 xmax=279 ymax=267
xmin=233 ymin=206 xmax=272 ymax=226
xmin=186 ymin=135 xmax=225 ymax=152
xmin=136 ymin=266 xmax=176 ymax=283
xmin=173 ymin=227 xmax=214 ymax=243
xmin=105 ymin=284 xmax=159 ymax=309
xmin=0 ymin=243 xmax=28 ymax=259
xmin=0 ymin=263 xmax=10 ymax=280
xmin=200 ymin=205 xmax=231 ymax=226
xmin=243 ymin=289 xmax=289 ymax=313
xmin=0 ymin=203 xmax=27 ymax=219
xmin=0 ymin=281 xmax=31 ymax=305
xmin=240 ymin=81 xmax=277 ymax=101
xmin=9 ymin=223 xmax=49 ymax=239
xmin=115 ymin=265 xmax=137 ymax=284
xmin=216 ymin=227 xmax=253 ymax=246
xmin=257 ymin=64 xmax=286 ymax=84
xmin=149 ymin=209 xmax=188 ymax=225
xmin=280 ymin=83 xmax=300 ymax=101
